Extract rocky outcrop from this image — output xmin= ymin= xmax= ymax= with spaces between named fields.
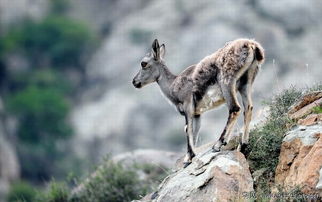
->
xmin=288 ymin=91 xmax=322 ymax=120
xmin=276 ymin=92 xmax=322 ymax=195
xmin=275 ymin=125 xmax=322 ymax=195
xmin=136 ymin=147 xmax=253 ymax=202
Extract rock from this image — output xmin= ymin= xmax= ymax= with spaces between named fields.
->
xmin=288 ymin=91 xmax=322 ymax=120
xmin=298 ymin=114 xmax=322 ymax=126
xmin=137 ymin=146 xmax=253 ymax=202
xmin=275 ymin=124 xmax=322 ymax=195
xmin=288 ymin=91 xmax=322 ymax=114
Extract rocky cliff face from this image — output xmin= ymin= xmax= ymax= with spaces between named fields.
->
xmin=132 ymin=91 xmax=322 ymax=201
xmin=275 ymin=91 xmax=322 ymax=196
xmin=275 ymin=125 xmax=322 ymax=196
xmin=135 ymin=148 xmax=253 ymax=202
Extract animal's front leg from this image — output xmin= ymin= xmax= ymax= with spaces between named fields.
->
xmin=183 ymin=113 xmax=196 ymax=168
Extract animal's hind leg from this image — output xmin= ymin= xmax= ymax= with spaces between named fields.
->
xmin=193 ymin=115 xmax=201 ymax=146
xmin=239 ymin=83 xmax=253 ymax=153
xmin=212 ymin=81 xmax=241 ymax=152
xmin=238 ymin=65 xmax=257 ymax=153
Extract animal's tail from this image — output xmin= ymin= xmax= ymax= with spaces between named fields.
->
xmin=251 ymin=41 xmax=265 ymax=65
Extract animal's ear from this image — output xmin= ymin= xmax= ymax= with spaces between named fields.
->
xmin=152 ymin=39 xmax=160 ymax=60
xmin=160 ymin=44 xmax=166 ymax=60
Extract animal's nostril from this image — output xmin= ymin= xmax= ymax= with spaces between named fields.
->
xmin=132 ymin=79 xmax=142 ymax=88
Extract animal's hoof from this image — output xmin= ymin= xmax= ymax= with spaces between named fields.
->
xmin=183 ymin=161 xmax=191 ymax=168
xmin=212 ymin=147 xmax=220 ymax=153
xmin=240 ymin=143 xmax=248 ymax=154
xmin=151 ymin=191 xmax=158 ymax=199
xmin=212 ymin=144 xmax=221 ymax=152
xmin=212 ymin=140 xmax=227 ymax=152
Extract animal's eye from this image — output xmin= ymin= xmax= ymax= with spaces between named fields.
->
xmin=141 ymin=61 xmax=148 ymax=68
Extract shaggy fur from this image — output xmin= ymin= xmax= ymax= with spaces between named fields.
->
xmin=192 ymin=39 xmax=264 ymax=100
xmin=132 ymin=38 xmax=265 ymax=167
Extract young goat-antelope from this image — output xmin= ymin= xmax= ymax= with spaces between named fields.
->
xmin=132 ymin=39 xmax=264 ymax=167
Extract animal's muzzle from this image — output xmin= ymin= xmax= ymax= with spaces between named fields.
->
xmin=132 ymin=79 xmax=142 ymax=88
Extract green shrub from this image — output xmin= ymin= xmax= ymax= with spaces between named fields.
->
xmin=10 ymin=69 xmax=71 ymax=95
xmin=7 ymin=85 xmax=71 ymax=143
xmin=246 ymin=84 xmax=322 ymax=195
xmin=0 ymin=0 xmax=96 ymax=186
xmin=30 ymin=159 xmax=163 ymax=202
xmin=3 ymin=16 xmax=93 ymax=68
xmin=245 ymin=87 xmax=301 ymax=193
xmin=246 ymin=87 xmax=302 ymax=172
xmin=72 ymin=160 xmax=149 ymax=202
xmin=6 ymin=80 xmax=73 ymax=181
xmin=312 ymin=106 xmax=322 ymax=114
xmin=7 ymin=181 xmax=36 ymax=202
xmin=36 ymin=181 xmax=69 ymax=202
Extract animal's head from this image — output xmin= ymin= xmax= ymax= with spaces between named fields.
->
xmin=132 ymin=39 xmax=165 ymax=88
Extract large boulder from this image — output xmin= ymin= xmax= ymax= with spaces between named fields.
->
xmin=136 ymin=148 xmax=253 ymax=202
xmin=275 ymin=124 xmax=322 ymax=196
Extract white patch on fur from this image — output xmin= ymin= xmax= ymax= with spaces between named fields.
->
xmin=195 ymin=84 xmax=225 ymax=114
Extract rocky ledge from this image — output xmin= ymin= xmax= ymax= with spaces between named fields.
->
xmin=135 ymin=147 xmax=253 ymax=202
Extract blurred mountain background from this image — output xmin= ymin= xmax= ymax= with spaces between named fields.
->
xmin=0 ymin=0 xmax=322 ymax=201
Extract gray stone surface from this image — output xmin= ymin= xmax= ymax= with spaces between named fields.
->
xmin=283 ymin=124 xmax=322 ymax=145
xmin=137 ymin=150 xmax=253 ymax=202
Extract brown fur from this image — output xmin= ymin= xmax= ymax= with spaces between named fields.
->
xmin=133 ymin=38 xmax=265 ymax=166
xmin=192 ymin=39 xmax=264 ymax=89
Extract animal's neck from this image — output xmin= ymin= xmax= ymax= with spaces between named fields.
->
xmin=157 ymin=64 xmax=176 ymax=101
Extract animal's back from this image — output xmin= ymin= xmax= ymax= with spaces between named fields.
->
xmin=192 ymin=39 xmax=264 ymax=97
xmin=191 ymin=38 xmax=265 ymax=114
